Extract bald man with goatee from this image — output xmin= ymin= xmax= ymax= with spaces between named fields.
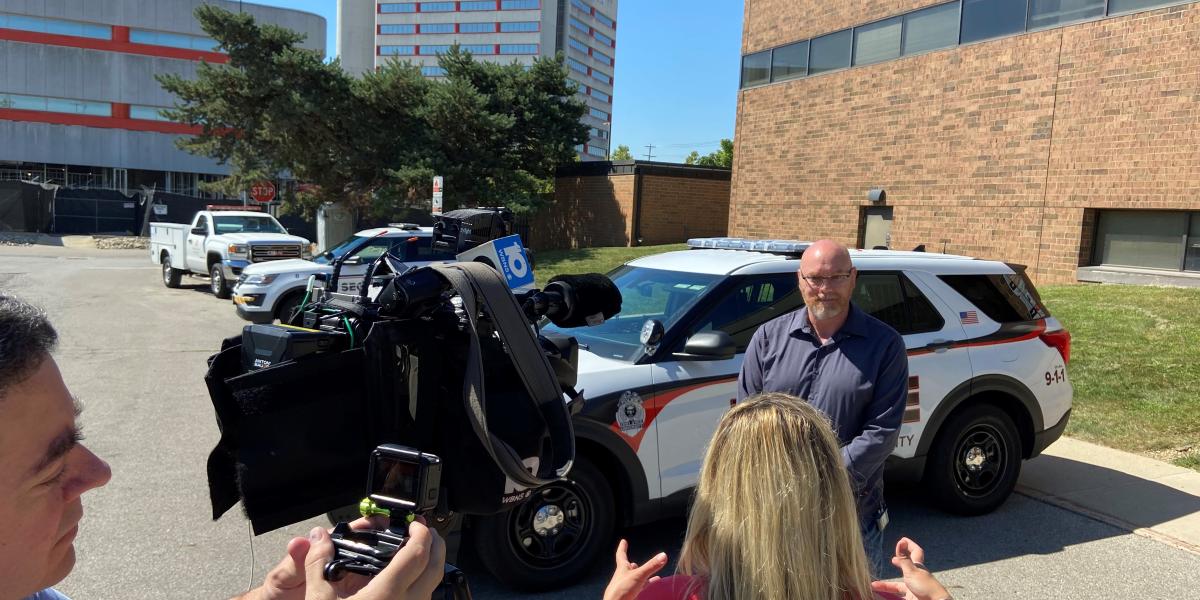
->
xmin=737 ymin=240 xmax=908 ymax=577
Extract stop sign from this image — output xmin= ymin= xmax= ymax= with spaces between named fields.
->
xmin=250 ymin=181 xmax=276 ymax=204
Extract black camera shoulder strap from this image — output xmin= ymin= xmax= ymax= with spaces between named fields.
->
xmin=431 ymin=262 xmax=574 ymax=488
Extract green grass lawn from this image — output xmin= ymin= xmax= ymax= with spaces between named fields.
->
xmin=533 ymin=243 xmax=686 ymax=288
xmin=534 ymin=245 xmax=1200 ymax=470
xmin=1040 ymin=284 xmax=1200 ymax=470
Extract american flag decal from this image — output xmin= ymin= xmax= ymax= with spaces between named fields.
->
xmin=959 ymin=310 xmax=979 ymax=325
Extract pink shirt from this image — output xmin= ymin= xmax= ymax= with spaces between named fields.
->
xmin=636 ymin=574 xmax=906 ymax=600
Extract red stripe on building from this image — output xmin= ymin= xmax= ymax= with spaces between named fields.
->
xmin=0 ymin=108 xmax=202 ymax=135
xmin=0 ymin=28 xmax=228 ymax=63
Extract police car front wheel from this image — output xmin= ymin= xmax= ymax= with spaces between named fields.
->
xmin=471 ymin=456 xmax=614 ymax=591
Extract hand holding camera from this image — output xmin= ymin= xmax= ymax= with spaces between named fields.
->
xmin=244 ymin=515 xmax=445 ymax=600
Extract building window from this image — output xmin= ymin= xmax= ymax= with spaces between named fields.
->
xmin=589 ymin=107 xmax=609 ymax=120
xmin=571 ymin=0 xmax=590 ymax=12
xmin=593 ymin=30 xmax=613 ymax=46
xmin=770 ymin=41 xmax=807 ymax=82
xmin=420 ymin=45 xmax=452 ymax=54
xmin=590 ymin=88 xmax=610 ymax=102
xmin=380 ymin=24 xmax=417 ymax=34
xmin=1028 ymin=0 xmax=1105 ymax=30
xmin=567 ymin=57 xmax=589 ymax=74
xmin=0 ymin=93 xmax=111 ymax=116
xmin=130 ymin=29 xmax=219 ymax=51
xmin=568 ymin=37 xmax=589 ymax=53
xmin=1093 ymin=211 xmax=1200 ymax=272
xmin=500 ymin=44 xmax=538 ymax=54
xmin=589 ymin=127 xmax=609 ymax=139
xmin=460 ymin=44 xmax=495 ymax=54
xmin=421 ymin=2 xmax=457 ymax=12
xmin=501 ymin=0 xmax=540 ymax=9
xmin=380 ymin=45 xmax=416 ymax=55
xmin=854 ymin=16 xmax=901 ymax=66
xmin=130 ymin=105 xmax=172 ymax=121
xmin=460 ymin=1 xmax=496 ymax=10
xmin=422 ymin=65 xmax=448 ymax=76
xmin=460 ymin=22 xmax=496 ymax=32
xmin=902 ymin=2 xmax=960 ymax=56
xmin=960 ymin=0 xmax=1027 ymax=44
xmin=740 ymin=50 xmax=770 ymax=87
xmin=809 ymin=29 xmax=851 ymax=75
xmin=568 ymin=78 xmax=586 ymax=91
xmin=1108 ymin=0 xmax=1180 ymax=13
xmin=592 ymin=49 xmax=612 ymax=65
xmin=591 ymin=68 xmax=612 ymax=84
xmin=569 ymin=16 xmax=590 ymax=34
xmin=419 ymin=22 xmax=455 ymax=33
xmin=574 ymin=144 xmax=585 ymax=153
xmin=500 ymin=21 xmax=540 ymax=32
xmin=379 ymin=3 xmax=418 ymax=13
xmin=594 ymin=12 xmax=615 ymax=28
xmin=0 ymin=13 xmax=112 ymax=39
xmin=586 ymin=145 xmax=607 ymax=157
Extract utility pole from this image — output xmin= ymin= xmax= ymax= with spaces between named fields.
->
xmin=643 ymin=144 xmax=656 ymax=161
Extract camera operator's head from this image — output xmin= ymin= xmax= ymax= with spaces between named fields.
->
xmin=677 ymin=392 xmax=872 ymax=600
xmin=0 ymin=295 xmax=111 ymax=600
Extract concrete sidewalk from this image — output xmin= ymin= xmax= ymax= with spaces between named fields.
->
xmin=1018 ymin=437 xmax=1200 ymax=554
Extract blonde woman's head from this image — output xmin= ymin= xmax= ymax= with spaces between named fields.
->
xmin=677 ymin=393 xmax=872 ymax=600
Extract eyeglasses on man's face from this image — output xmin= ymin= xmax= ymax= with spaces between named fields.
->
xmin=799 ymin=270 xmax=855 ymax=287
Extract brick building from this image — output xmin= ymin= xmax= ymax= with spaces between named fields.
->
xmin=532 ymin=161 xmax=730 ymax=250
xmin=732 ymin=0 xmax=1200 ymax=284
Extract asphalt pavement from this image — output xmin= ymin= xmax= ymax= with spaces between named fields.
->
xmin=0 ymin=244 xmax=1197 ymax=600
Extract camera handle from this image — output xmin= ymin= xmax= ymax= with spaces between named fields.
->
xmin=325 ymin=520 xmax=473 ymax=599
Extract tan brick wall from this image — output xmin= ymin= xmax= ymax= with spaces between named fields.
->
xmin=532 ymin=174 xmax=634 ymax=250
xmin=732 ymin=4 xmax=1200 ymax=283
xmin=534 ymin=170 xmax=731 ymax=250
xmin=638 ymin=175 xmax=731 ymax=245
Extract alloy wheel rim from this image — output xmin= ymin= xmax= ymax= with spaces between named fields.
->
xmin=953 ymin=423 xmax=1007 ymax=498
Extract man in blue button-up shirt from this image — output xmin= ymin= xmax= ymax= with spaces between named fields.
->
xmin=737 ymin=240 xmax=908 ymax=577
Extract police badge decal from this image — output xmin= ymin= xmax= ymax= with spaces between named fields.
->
xmin=616 ymin=390 xmax=646 ymax=435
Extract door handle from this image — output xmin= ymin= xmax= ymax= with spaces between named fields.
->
xmin=924 ymin=339 xmax=954 ymax=353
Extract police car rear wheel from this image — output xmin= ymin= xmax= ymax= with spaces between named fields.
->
xmin=471 ymin=456 xmax=614 ymax=591
xmin=926 ymin=403 xmax=1021 ymax=516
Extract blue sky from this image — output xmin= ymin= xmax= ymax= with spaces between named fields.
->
xmin=248 ymin=1 xmax=743 ymax=164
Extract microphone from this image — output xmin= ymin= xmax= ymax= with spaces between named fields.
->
xmin=538 ymin=273 xmax=622 ymax=328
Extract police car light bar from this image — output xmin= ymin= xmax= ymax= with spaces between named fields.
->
xmin=686 ymin=238 xmax=811 ymax=255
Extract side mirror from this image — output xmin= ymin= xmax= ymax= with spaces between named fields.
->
xmin=676 ymin=331 xmax=736 ymax=361
xmin=190 ymin=227 xmax=206 ymax=236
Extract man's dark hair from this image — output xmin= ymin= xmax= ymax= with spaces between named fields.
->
xmin=0 ymin=294 xmax=58 ymax=399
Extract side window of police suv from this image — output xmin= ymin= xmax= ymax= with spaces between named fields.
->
xmin=851 ymin=272 xmax=944 ymax=335
xmin=690 ymin=272 xmax=944 ymax=353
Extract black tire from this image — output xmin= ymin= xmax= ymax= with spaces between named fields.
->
xmin=275 ymin=291 xmax=304 ymax=324
xmin=209 ymin=263 xmax=230 ymax=299
xmin=161 ymin=256 xmax=182 ymax=288
xmin=925 ymin=403 xmax=1022 ymax=515
xmin=471 ymin=456 xmax=615 ymax=591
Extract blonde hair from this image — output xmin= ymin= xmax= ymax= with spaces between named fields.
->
xmin=676 ymin=393 xmax=873 ymax=600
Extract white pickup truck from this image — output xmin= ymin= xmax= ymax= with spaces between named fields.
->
xmin=150 ymin=208 xmax=313 ymax=298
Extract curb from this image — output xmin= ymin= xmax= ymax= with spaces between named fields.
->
xmin=1015 ymin=484 xmax=1200 ymax=557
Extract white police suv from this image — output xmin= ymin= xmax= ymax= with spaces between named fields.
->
xmin=231 ymin=224 xmax=454 ymax=324
xmin=472 ymin=238 xmax=1073 ymax=590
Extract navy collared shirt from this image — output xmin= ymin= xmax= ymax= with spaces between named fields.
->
xmin=737 ymin=303 xmax=908 ymax=526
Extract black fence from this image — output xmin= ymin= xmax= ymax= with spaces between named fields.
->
xmin=54 ymin=188 xmax=139 ymax=234
xmin=0 ymin=181 xmax=54 ymax=232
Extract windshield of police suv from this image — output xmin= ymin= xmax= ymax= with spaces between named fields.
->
xmin=314 ymin=234 xmax=451 ymax=265
xmin=212 ymin=215 xmax=287 ymax=235
xmin=542 ymin=265 xmax=719 ymax=362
